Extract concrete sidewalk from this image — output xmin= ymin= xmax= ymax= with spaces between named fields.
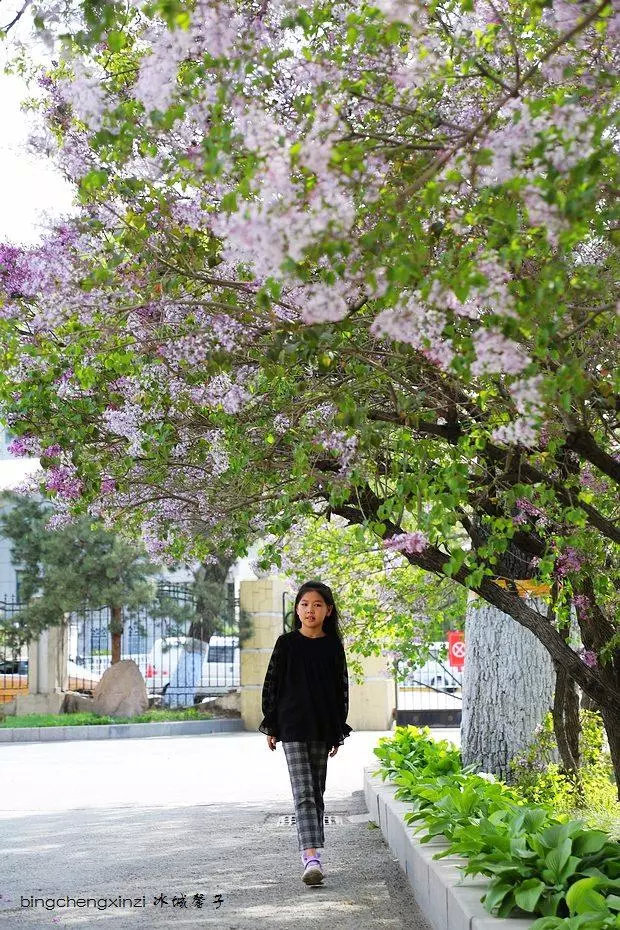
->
xmin=0 ymin=731 xmax=451 ymax=928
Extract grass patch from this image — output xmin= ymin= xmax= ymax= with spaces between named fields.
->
xmin=0 ymin=707 xmax=213 ymax=728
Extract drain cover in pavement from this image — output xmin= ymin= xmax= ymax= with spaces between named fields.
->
xmin=274 ymin=814 xmax=345 ymax=825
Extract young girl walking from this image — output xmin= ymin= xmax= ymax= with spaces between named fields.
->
xmin=259 ymin=580 xmax=353 ymax=886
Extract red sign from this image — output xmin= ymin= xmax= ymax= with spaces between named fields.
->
xmin=447 ymin=631 xmax=465 ymax=669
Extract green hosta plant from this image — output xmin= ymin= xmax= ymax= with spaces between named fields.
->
xmin=372 ymin=726 xmax=462 ymax=785
xmin=454 ymin=815 xmax=620 ymax=918
xmin=532 ymin=917 xmax=619 ymax=930
xmin=404 ymin=774 xmax=522 ymax=844
xmin=530 ymin=875 xmax=620 ymax=929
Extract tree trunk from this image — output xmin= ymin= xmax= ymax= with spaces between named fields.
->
xmin=551 ymin=664 xmax=584 ymax=803
xmin=110 ymin=605 xmax=123 ymax=665
xmin=600 ymin=705 xmax=620 ymax=802
xmin=461 ymin=598 xmax=556 ymax=781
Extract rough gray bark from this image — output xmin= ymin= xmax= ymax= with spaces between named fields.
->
xmin=461 ymin=598 xmax=556 ymax=781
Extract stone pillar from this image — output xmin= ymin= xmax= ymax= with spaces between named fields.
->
xmin=348 ymin=652 xmax=394 ymax=732
xmin=240 ymin=577 xmax=289 ymax=733
xmin=239 ymin=578 xmax=394 ymax=734
xmin=15 ymin=620 xmax=69 ymax=716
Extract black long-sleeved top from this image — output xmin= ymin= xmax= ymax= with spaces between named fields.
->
xmin=258 ymin=629 xmax=353 ymax=747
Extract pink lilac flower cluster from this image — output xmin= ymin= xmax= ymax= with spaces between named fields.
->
xmin=273 ymin=413 xmax=291 ymax=434
xmin=304 ymin=403 xmax=337 ymax=427
xmin=314 ymin=430 xmax=359 ymax=475
xmin=578 ymin=648 xmax=598 ymax=669
xmin=370 ymin=294 xmax=454 ymax=371
xmin=132 ymin=3 xmax=240 ymax=116
xmin=383 ymin=531 xmax=429 ymax=555
xmin=45 ymin=465 xmax=84 ymax=500
xmin=553 ymin=547 xmax=584 ymax=578
xmin=470 ymin=328 xmax=529 ymax=377
xmin=572 ymin=594 xmax=590 ymax=619
xmin=45 ymin=512 xmax=78 ymax=531
xmin=492 ymin=375 xmax=545 ymax=448
xmin=7 ymin=435 xmax=43 ymax=457
xmin=513 ymin=497 xmax=548 ymax=527
xmin=579 ymin=465 xmax=608 ymax=494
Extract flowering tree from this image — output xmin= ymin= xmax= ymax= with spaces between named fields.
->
xmin=0 ymin=0 xmax=618 ymax=783
xmin=263 ymin=512 xmax=467 ymax=681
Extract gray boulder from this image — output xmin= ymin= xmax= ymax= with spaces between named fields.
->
xmin=92 ymin=659 xmax=148 ymax=718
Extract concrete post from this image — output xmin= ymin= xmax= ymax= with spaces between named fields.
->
xmin=239 ymin=577 xmax=289 ymax=733
xmin=239 ymin=578 xmax=394 ymax=734
xmin=16 ymin=620 xmax=69 ymax=716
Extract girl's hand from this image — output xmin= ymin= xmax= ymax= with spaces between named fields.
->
xmin=267 ymin=735 xmax=277 ymax=751
xmin=329 ymin=745 xmax=339 ymax=757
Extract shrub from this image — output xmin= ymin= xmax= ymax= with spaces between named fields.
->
xmin=510 ymin=711 xmax=617 ymax=827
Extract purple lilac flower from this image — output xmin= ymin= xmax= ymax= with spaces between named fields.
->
xmin=579 ymin=648 xmax=598 ymax=669
xmin=554 ymin=547 xmax=584 ymax=578
xmin=383 ymin=531 xmax=429 ymax=555
xmin=573 ymin=594 xmax=590 ymax=619
xmin=7 ymin=435 xmax=42 ymax=457
xmin=45 ymin=465 xmax=84 ymax=500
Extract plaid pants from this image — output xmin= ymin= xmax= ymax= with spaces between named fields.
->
xmin=282 ymin=740 xmax=330 ymax=851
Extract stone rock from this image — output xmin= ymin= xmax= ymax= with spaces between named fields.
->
xmin=1 ymin=699 xmax=16 ymax=717
xmin=92 ymin=660 xmax=149 ymax=718
xmin=196 ymin=688 xmax=241 ymax=716
xmin=61 ymin=691 xmax=96 ymax=714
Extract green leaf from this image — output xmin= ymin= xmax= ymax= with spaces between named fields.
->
xmin=571 ymin=831 xmax=609 ymax=857
xmin=514 ymin=878 xmax=546 ymax=913
xmin=544 ymin=837 xmax=573 ymax=882
xmin=483 ymin=881 xmax=513 ymax=914
xmin=566 ymin=877 xmax=608 ymax=916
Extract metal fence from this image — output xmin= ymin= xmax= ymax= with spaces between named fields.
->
xmin=0 ymin=595 xmax=28 ymax=704
xmin=0 ymin=584 xmax=241 ymax=708
xmin=393 ymin=647 xmax=463 ymax=727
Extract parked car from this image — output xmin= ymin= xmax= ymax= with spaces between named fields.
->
xmin=0 ymin=658 xmax=102 ymax=703
xmin=401 ymin=643 xmax=463 ymax=693
xmin=195 ymin=635 xmax=239 ymax=702
xmin=0 ymin=659 xmax=29 ymax=704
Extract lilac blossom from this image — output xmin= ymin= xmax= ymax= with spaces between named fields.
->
xmin=579 ymin=648 xmax=598 ymax=669
xmin=554 ymin=547 xmax=585 ymax=578
xmin=45 ymin=465 xmax=84 ymax=500
xmin=103 ymin=403 xmax=144 ymax=455
xmin=7 ymin=435 xmax=43 ymax=457
xmin=314 ymin=430 xmax=359 ymax=475
xmin=45 ymin=512 xmax=78 ymax=531
xmin=471 ymin=329 xmax=529 ymax=377
xmin=383 ymin=531 xmax=429 ymax=555
xmin=573 ymin=594 xmax=591 ymax=619
xmin=579 ymin=465 xmax=608 ymax=494
xmin=370 ymin=296 xmax=455 ymax=371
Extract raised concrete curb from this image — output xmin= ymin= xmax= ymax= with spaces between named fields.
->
xmin=364 ymin=765 xmax=535 ymax=930
xmin=0 ymin=717 xmax=244 ymax=744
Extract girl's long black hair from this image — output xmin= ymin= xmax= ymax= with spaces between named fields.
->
xmin=293 ymin=580 xmax=344 ymax=644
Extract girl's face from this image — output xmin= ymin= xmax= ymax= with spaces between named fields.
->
xmin=296 ymin=590 xmax=332 ymax=634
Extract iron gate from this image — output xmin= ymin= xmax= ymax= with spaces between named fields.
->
xmin=0 ymin=583 xmax=241 ymax=709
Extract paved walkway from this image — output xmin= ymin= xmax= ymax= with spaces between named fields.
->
xmin=0 ymin=729 xmax=459 ymax=928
